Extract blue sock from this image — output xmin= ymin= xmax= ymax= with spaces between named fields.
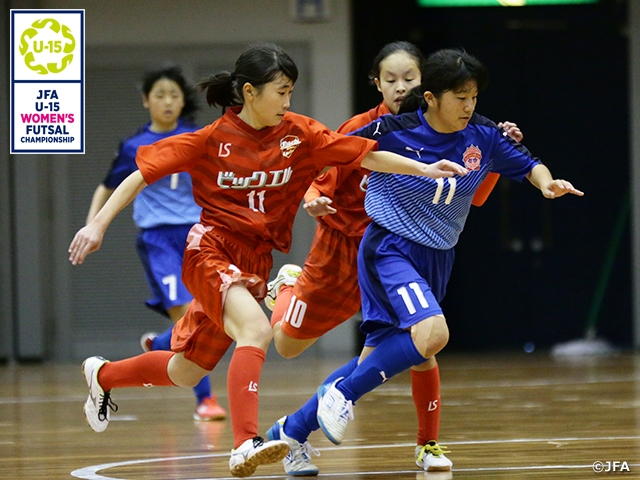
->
xmin=151 ymin=325 xmax=173 ymax=351
xmin=193 ymin=374 xmax=211 ymax=404
xmin=284 ymin=356 xmax=359 ymax=443
xmin=337 ymin=330 xmax=425 ymax=403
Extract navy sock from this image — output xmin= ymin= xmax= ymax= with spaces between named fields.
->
xmin=151 ymin=326 xmax=173 ymax=351
xmin=337 ymin=330 xmax=426 ymax=402
xmin=193 ymin=374 xmax=212 ymax=404
xmin=284 ymin=356 xmax=359 ymax=443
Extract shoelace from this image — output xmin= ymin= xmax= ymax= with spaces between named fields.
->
xmin=301 ymin=441 xmax=320 ymax=458
xmin=420 ymin=441 xmax=450 ymax=460
xmin=97 ymin=391 xmax=118 ymax=422
xmin=338 ymin=399 xmax=354 ymax=424
xmin=296 ymin=441 xmax=320 ymax=460
xmin=289 ymin=441 xmax=320 ymax=468
xmin=252 ymin=436 xmax=265 ymax=448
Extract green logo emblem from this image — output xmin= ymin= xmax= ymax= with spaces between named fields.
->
xmin=19 ymin=18 xmax=75 ymax=75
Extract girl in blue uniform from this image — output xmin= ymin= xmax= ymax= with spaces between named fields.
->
xmin=85 ymin=65 xmax=226 ymax=421
xmin=270 ymin=48 xmax=583 ymax=466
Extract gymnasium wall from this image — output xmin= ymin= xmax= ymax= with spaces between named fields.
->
xmin=1 ymin=0 xmax=638 ymax=362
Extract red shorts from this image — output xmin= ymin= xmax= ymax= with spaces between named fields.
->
xmin=171 ymin=224 xmax=273 ymax=370
xmin=279 ymin=222 xmax=362 ymax=340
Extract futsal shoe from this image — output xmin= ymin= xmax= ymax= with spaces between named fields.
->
xmin=193 ymin=395 xmax=227 ymax=421
xmin=265 ymin=264 xmax=302 ymax=311
xmin=229 ymin=435 xmax=289 ymax=477
xmin=139 ymin=332 xmax=157 ymax=352
xmin=266 ymin=416 xmax=320 ymax=476
xmin=81 ymin=356 xmax=118 ymax=433
xmin=415 ymin=441 xmax=453 ymax=471
xmin=316 ymin=377 xmax=354 ymax=445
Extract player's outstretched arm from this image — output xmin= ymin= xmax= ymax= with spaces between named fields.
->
xmin=361 ymin=150 xmax=468 ymax=179
xmin=527 ymin=164 xmax=584 ymax=199
xmin=85 ymin=184 xmax=115 ymax=225
xmin=69 ymin=170 xmax=147 ymax=265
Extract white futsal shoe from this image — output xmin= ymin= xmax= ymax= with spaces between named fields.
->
xmin=265 ymin=264 xmax=302 ymax=311
xmin=415 ymin=441 xmax=453 ymax=471
xmin=82 ymin=356 xmax=118 ymax=433
xmin=229 ymin=435 xmax=289 ymax=477
xmin=316 ymin=377 xmax=354 ymax=445
xmin=266 ymin=416 xmax=320 ymax=476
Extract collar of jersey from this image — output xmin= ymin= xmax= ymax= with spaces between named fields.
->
xmin=225 ymin=105 xmax=285 ymax=140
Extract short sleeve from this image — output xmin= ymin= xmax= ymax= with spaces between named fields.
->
xmin=492 ymin=133 xmax=540 ymax=182
xmin=136 ymin=128 xmax=207 ymax=185
xmin=308 ymin=119 xmax=377 ymax=169
xmin=102 ymin=141 xmax=138 ymax=189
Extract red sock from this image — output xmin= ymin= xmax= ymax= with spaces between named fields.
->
xmin=270 ymin=285 xmax=294 ymax=328
xmin=98 ymin=351 xmax=175 ymax=390
xmin=227 ymin=346 xmax=266 ymax=448
xmin=411 ymin=364 xmax=441 ymax=445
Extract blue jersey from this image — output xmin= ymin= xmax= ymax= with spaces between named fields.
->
xmin=353 ymin=110 xmax=540 ymax=249
xmin=103 ymin=119 xmax=201 ymax=229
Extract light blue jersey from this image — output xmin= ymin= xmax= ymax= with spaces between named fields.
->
xmin=103 ymin=119 xmax=201 ymax=229
xmin=354 ymin=110 xmax=540 ymax=249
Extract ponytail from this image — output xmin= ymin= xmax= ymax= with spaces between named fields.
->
xmin=197 ymin=71 xmax=241 ymax=110
xmin=398 ymin=86 xmax=425 ymax=114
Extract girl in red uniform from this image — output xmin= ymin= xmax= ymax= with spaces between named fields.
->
xmin=68 ymin=43 xmax=467 ymax=478
xmin=266 ymin=41 xmax=524 ymax=475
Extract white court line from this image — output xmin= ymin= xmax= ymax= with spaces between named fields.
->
xmin=3 ymin=372 xmax=640 ymax=405
xmin=70 ymin=436 xmax=640 ymax=480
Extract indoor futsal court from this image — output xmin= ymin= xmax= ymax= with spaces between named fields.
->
xmin=1 ymin=350 xmax=639 ymax=479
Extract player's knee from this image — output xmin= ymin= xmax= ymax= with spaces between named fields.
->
xmin=272 ymin=335 xmax=304 ymax=359
xmin=232 ymin=320 xmax=273 ymax=351
xmin=253 ymin=322 xmax=274 ymax=350
xmin=274 ymin=341 xmax=304 ymax=359
xmin=411 ymin=315 xmax=449 ymax=359
xmin=168 ymin=354 xmax=210 ymax=388
xmin=273 ymin=332 xmax=317 ymax=359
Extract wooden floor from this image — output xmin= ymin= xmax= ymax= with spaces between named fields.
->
xmin=1 ymin=350 xmax=640 ymax=479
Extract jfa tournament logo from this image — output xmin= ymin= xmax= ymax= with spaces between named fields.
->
xmin=10 ymin=10 xmax=85 ymax=154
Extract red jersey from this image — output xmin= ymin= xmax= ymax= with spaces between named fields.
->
xmin=306 ymin=103 xmax=391 ymax=238
xmin=136 ymin=106 xmax=377 ymax=253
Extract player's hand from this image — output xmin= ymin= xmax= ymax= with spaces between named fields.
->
xmin=425 ymin=159 xmax=468 ymax=178
xmin=541 ymin=179 xmax=584 ymax=199
xmin=68 ymin=223 xmax=106 ymax=265
xmin=303 ymin=196 xmax=337 ymax=217
xmin=498 ymin=121 xmax=523 ymax=143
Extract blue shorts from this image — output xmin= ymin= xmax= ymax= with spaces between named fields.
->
xmin=357 ymin=222 xmax=455 ymax=335
xmin=136 ymin=224 xmax=194 ymax=318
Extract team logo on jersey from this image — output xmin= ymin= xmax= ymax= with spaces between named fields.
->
xmin=405 ymin=146 xmax=424 ymax=158
xmin=280 ymin=135 xmax=301 ymax=158
xmin=463 ymin=144 xmax=482 ymax=171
